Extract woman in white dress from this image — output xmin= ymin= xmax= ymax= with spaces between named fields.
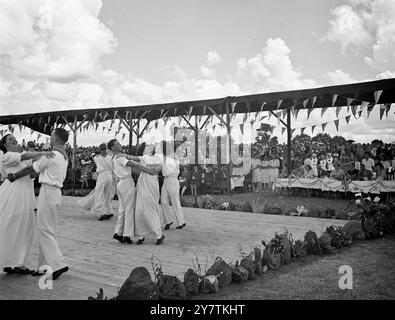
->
xmin=260 ymin=154 xmax=270 ymax=192
xmin=78 ymin=144 xmax=116 ymax=220
xmin=119 ymin=143 xmax=164 ymax=245
xmin=251 ymin=153 xmax=262 ymax=192
xmin=0 ymin=134 xmax=54 ymax=274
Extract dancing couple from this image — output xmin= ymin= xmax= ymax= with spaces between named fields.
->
xmin=0 ymin=128 xmax=70 ymax=280
xmin=111 ymin=139 xmax=186 ymax=245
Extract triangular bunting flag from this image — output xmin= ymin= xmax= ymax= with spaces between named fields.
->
xmin=155 ymin=120 xmax=159 ymax=129
xmin=122 ymin=133 xmax=126 ymax=141
xmin=239 ymin=123 xmax=244 ymax=134
xmin=188 ymin=106 xmax=193 ymax=118
xmin=301 ymin=127 xmax=305 ymax=135
xmin=311 ymin=96 xmax=317 ymax=108
xmin=379 ymin=105 xmax=386 ymax=120
xmin=351 ymin=105 xmax=358 ymax=117
xmin=276 ymin=99 xmax=283 ymax=110
xmin=260 ymin=102 xmax=266 ymax=111
xmin=374 ymin=90 xmax=383 ymax=104
xmin=37 ymin=133 xmax=41 ymax=141
xmin=246 ymin=102 xmax=250 ymax=113
xmin=367 ymin=104 xmax=375 ymax=118
xmin=243 ymin=113 xmax=248 ymax=123
xmin=360 ymin=101 xmax=369 ymax=110
xmin=307 ymin=108 xmax=314 ymax=120
xmin=334 ymin=119 xmax=340 ymax=131
xmin=178 ymin=116 xmax=182 ymax=126
xmin=332 ymin=94 xmax=338 ymax=107
xmin=302 ymin=98 xmax=309 ymax=108
xmin=282 ymin=109 xmax=287 ymax=118
xmin=322 ymin=123 xmax=327 ymax=132
xmin=291 ymin=129 xmax=295 ymax=136
xmin=345 ymin=115 xmax=351 ymax=124
xmin=385 ymin=103 xmax=391 ymax=117
xmin=231 ymin=102 xmax=237 ymax=113
xmin=321 ymin=107 xmax=328 ymax=118
xmin=281 ymin=127 xmax=286 ymax=135
xmin=346 ymin=97 xmax=353 ymax=110
xmin=212 ymin=124 xmax=216 ymax=131
xmin=295 ymin=109 xmax=300 ymax=119
xmin=203 ymin=106 xmax=206 ymax=115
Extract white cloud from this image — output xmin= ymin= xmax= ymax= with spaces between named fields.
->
xmin=235 ymin=37 xmax=316 ymax=92
xmin=325 ymin=0 xmax=395 ymax=74
xmin=0 ymin=0 xmax=117 ymax=81
xmin=324 ymin=5 xmax=372 ymax=52
xmin=200 ymin=65 xmax=215 ymax=78
xmin=327 ymin=69 xmax=356 ymax=84
xmin=206 ymin=51 xmax=222 ymax=67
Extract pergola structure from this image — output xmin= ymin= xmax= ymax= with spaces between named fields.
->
xmin=1 ymin=78 xmax=395 ymax=193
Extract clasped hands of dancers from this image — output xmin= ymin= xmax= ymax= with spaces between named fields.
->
xmin=0 ymin=128 xmax=70 ymax=279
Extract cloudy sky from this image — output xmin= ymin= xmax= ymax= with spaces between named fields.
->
xmin=0 ymin=0 xmax=394 ymax=145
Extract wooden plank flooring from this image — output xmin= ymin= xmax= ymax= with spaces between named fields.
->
xmin=0 ymin=196 xmax=347 ymax=300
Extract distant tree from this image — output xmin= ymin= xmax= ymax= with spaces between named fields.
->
xmin=331 ymin=135 xmax=347 ymax=148
xmin=253 ymin=123 xmax=274 ymax=154
xmin=311 ymin=133 xmax=332 ymax=146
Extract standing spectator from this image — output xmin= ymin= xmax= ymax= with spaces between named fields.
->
xmin=190 ymin=165 xmax=201 ymax=196
xmin=362 ymin=152 xmax=375 ymax=172
xmin=251 ymin=153 xmax=261 ymax=192
xmin=269 ymin=154 xmax=280 ymax=190
xmin=260 ymin=154 xmax=270 ymax=192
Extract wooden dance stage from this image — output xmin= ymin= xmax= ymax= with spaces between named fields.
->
xmin=0 ymin=196 xmax=347 ymax=300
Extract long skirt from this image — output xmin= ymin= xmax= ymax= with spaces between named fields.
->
xmin=134 ymin=173 xmax=162 ymax=239
xmin=0 ymin=177 xmax=35 ymax=268
xmin=78 ymin=173 xmax=117 ymax=214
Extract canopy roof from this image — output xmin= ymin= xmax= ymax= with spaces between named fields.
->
xmin=1 ymin=78 xmax=394 ymax=135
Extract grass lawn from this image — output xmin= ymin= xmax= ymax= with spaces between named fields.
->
xmin=192 ymin=234 xmax=395 ymax=300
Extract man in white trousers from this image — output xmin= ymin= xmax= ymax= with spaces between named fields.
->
xmin=8 ymin=128 xmax=70 ymax=280
xmin=108 ymin=139 xmax=157 ymax=244
xmin=160 ymin=141 xmax=186 ymax=230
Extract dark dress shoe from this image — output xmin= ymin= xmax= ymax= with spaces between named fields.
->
xmin=106 ymin=214 xmax=114 ymax=219
xmin=156 ymin=235 xmax=165 ymax=245
xmin=52 ymin=266 xmax=69 ymax=280
xmin=113 ymin=233 xmax=124 ymax=243
xmin=137 ymin=238 xmax=145 ymax=245
xmin=122 ymin=236 xmax=133 ymax=244
xmin=98 ymin=215 xmax=107 ymax=221
xmin=176 ymin=223 xmax=186 ymax=229
xmin=3 ymin=267 xmax=15 ymax=274
xmin=31 ymin=270 xmax=46 ymax=277
xmin=164 ymin=222 xmax=173 ymax=230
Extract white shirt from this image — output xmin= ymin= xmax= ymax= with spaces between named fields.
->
xmin=362 ymin=158 xmax=375 ymax=171
xmin=94 ymin=154 xmax=113 ymax=173
xmin=162 ymin=155 xmax=179 ymax=178
xmin=112 ymin=156 xmax=132 ymax=179
xmin=32 ymin=151 xmax=68 ymax=188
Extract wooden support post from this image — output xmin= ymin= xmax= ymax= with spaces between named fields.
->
xmin=136 ymin=119 xmax=140 ymax=149
xmin=287 ymin=109 xmax=292 ymax=176
xmin=128 ymin=112 xmax=133 ymax=154
xmin=195 ymin=115 xmax=199 ymax=165
xmin=72 ymin=115 xmax=77 ymax=190
xmin=225 ymin=103 xmax=232 ymax=195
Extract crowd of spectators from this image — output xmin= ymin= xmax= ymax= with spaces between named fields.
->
xmin=19 ymin=137 xmax=395 ymax=194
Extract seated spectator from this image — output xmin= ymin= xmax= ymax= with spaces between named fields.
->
xmin=359 ymin=164 xmax=373 ymax=180
xmin=330 ymin=161 xmax=345 ymax=180
xmin=373 ymin=162 xmax=387 ymax=181
xmin=346 ymin=163 xmax=359 ymax=180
